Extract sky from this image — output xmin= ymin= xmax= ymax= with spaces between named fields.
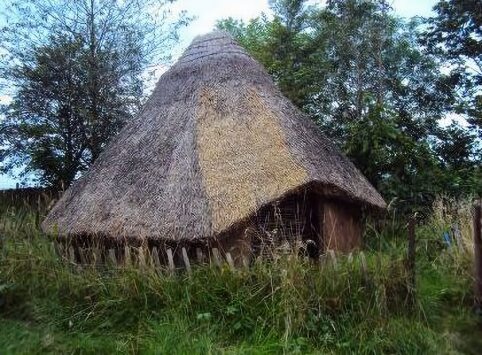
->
xmin=171 ymin=0 xmax=437 ymax=56
xmin=0 ymin=0 xmax=439 ymax=189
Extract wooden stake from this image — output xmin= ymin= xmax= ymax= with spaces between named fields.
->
xmin=182 ymin=247 xmax=191 ymax=274
xmin=211 ymin=248 xmax=221 ymax=267
xmin=242 ymin=255 xmax=250 ymax=269
xmin=108 ymin=249 xmax=117 ymax=266
xmin=124 ymin=246 xmax=131 ymax=266
xmin=93 ymin=247 xmax=102 ymax=265
xmin=79 ymin=248 xmax=88 ymax=264
xmin=151 ymin=247 xmax=161 ymax=269
xmin=225 ymin=252 xmax=235 ymax=271
xmin=68 ymin=246 xmax=76 ymax=264
xmin=138 ymin=247 xmax=146 ymax=268
xmin=166 ymin=248 xmax=175 ymax=272
xmin=196 ymin=248 xmax=204 ymax=263
xmin=473 ymin=200 xmax=482 ymax=309
xmin=51 ymin=241 xmax=60 ymax=257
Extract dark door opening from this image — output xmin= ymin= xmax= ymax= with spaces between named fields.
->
xmin=252 ymin=189 xmax=322 ymax=258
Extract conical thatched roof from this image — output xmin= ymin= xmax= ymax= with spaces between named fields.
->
xmin=42 ymin=31 xmax=386 ymax=241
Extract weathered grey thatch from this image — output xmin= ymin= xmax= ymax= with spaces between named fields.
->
xmin=42 ymin=31 xmax=386 ymax=242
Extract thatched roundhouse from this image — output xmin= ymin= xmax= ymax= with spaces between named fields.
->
xmin=42 ymin=31 xmax=386 ymax=265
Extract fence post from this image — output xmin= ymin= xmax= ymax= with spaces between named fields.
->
xmin=166 ymin=248 xmax=175 ymax=273
xmin=138 ymin=247 xmax=146 ymax=268
xmin=124 ymin=246 xmax=131 ymax=266
xmin=108 ymin=249 xmax=117 ymax=266
xmin=151 ymin=247 xmax=161 ymax=269
xmin=473 ymin=200 xmax=482 ymax=310
xmin=196 ymin=248 xmax=204 ymax=263
xmin=407 ymin=216 xmax=416 ymax=300
xmin=242 ymin=255 xmax=250 ymax=269
xmin=79 ymin=247 xmax=88 ymax=264
xmin=181 ymin=247 xmax=191 ymax=275
xmin=225 ymin=252 xmax=235 ymax=271
xmin=211 ymin=248 xmax=222 ymax=267
xmin=68 ymin=246 xmax=76 ymax=264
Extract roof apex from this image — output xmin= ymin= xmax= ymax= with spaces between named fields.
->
xmin=177 ymin=30 xmax=248 ymax=65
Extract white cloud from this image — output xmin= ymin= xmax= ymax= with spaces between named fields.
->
xmin=0 ymin=0 xmax=443 ymax=189
xmin=169 ymin=0 xmax=438 ymax=57
xmin=440 ymin=112 xmax=469 ymax=128
xmin=391 ymin=0 xmax=436 ymax=18
xmin=0 ymin=95 xmax=12 ymax=105
xmin=170 ymin=0 xmax=271 ymax=57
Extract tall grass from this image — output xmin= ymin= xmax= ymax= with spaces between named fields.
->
xmin=0 ymin=196 xmax=480 ymax=354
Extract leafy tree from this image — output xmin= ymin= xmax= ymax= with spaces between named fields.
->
xmin=2 ymin=37 xmax=90 ymax=187
xmin=218 ymin=0 xmax=480 ymax=210
xmin=0 ymin=0 xmax=190 ymax=187
xmin=434 ymin=123 xmax=482 ymax=196
xmin=219 ymin=1 xmax=323 ymax=108
xmin=422 ymin=0 xmax=482 ymax=134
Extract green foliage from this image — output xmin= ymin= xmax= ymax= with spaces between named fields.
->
xmin=422 ymin=0 xmax=482 ymax=132
xmin=0 ymin=0 xmax=191 ymax=188
xmin=1 ymin=199 xmax=481 ymax=353
xmin=344 ymin=106 xmax=443 ymax=213
xmin=218 ymin=0 xmax=481 ymax=213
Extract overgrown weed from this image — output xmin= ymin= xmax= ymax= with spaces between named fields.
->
xmin=0 ymin=197 xmax=480 ymax=353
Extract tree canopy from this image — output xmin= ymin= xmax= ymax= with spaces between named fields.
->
xmin=218 ymin=0 xmax=481 ymax=212
xmin=422 ymin=0 xmax=482 ymax=132
xmin=0 ymin=0 xmax=190 ymax=188
xmin=0 ymin=0 xmax=479 ymax=213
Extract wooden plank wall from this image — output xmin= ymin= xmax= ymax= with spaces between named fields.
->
xmin=322 ymin=200 xmax=362 ymax=253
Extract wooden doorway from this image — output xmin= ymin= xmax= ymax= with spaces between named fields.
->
xmin=252 ymin=190 xmax=322 ymax=258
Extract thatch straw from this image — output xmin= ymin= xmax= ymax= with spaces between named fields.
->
xmin=42 ymin=31 xmax=386 ymax=242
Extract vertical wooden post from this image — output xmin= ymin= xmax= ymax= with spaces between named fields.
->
xmin=52 ymin=241 xmax=61 ymax=257
xmin=181 ymin=247 xmax=191 ymax=274
xmin=124 ymin=246 xmax=131 ymax=266
xmin=211 ymin=248 xmax=221 ymax=267
xmin=328 ymin=249 xmax=337 ymax=270
xmin=407 ymin=216 xmax=416 ymax=298
xmin=242 ymin=255 xmax=250 ymax=269
xmin=93 ymin=247 xmax=102 ymax=266
xmin=79 ymin=248 xmax=88 ymax=264
xmin=196 ymin=248 xmax=204 ymax=263
xmin=151 ymin=247 xmax=161 ymax=269
xmin=473 ymin=200 xmax=482 ymax=309
xmin=108 ymin=249 xmax=117 ymax=266
xmin=225 ymin=252 xmax=235 ymax=271
xmin=166 ymin=248 xmax=175 ymax=272
xmin=138 ymin=247 xmax=146 ymax=268
xmin=68 ymin=246 xmax=76 ymax=264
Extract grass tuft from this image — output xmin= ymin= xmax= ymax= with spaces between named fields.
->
xmin=0 ymin=198 xmax=481 ymax=353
